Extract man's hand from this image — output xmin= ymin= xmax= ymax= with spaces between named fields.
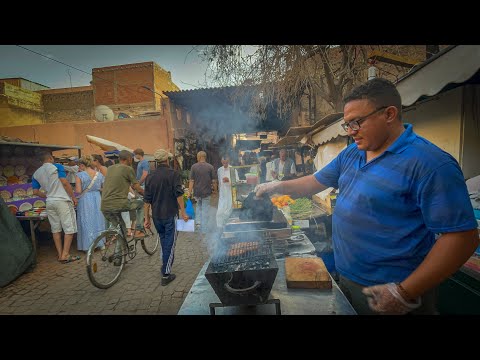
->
xmin=362 ymin=283 xmax=421 ymax=315
xmin=181 ymin=210 xmax=189 ymax=222
xmin=72 ymin=197 xmax=78 ymax=207
xmin=255 ymin=182 xmax=277 ymax=197
xmin=144 ymin=217 xmax=151 ymax=230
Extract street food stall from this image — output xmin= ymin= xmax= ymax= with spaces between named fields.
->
xmin=0 ymin=139 xmax=82 ymax=253
xmin=178 ymin=193 xmax=356 ymax=315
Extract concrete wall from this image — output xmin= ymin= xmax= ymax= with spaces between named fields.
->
xmin=0 ymin=116 xmax=173 ymax=157
xmin=460 ymin=85 xmax=480 ymax=179
xmin=403 ymin=87 xmax=463 ymax=161
xmin=0 ymin=96 xmax=44 ymax=127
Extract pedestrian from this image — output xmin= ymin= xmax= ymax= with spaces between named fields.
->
xmin=144 ymin=149 xmax=189 ymax=286
xmin=216 ymin=155 xmax=239 ymax=228
xmin=63 ymin=156 xmax=79 ymax=189
xmin=32 ymin=150 xmax=80 ymax=263
xmin=188 ymin=151 xmax=216 ymax=233
xmin=92 ymin=154 xmax=108 ymax=176
xmin=256 ymin=78 xmax=479 ymax=315
xmin=271 ymin=148 xmax=296 ymax=180
xmin=133 ymin=148 xmax=150 ymax=188
xmin=75 ymin=155 xmax=105 ymax=251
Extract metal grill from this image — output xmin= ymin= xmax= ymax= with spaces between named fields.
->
xmin=211 ymin=241 xmax=271 ymax=268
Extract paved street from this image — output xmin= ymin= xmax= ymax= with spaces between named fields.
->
xmin=0 ymin=197 xmax=218 ymax=315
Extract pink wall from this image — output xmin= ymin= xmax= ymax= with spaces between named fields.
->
xmin=0 ymin=116 xmax=173 ymax=157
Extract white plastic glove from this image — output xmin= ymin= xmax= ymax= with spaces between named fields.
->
xmin=362 ymin=283 xmax=422 ymax=315
xmin=254 ymin=182 xmax=277 ymax=197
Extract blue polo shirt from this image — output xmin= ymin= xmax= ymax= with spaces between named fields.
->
xmin=314 ymin=124 xmax=477 ymax=286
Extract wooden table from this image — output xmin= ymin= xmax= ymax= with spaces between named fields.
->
xmin=16 ymin=215 xmax=47 ymax=253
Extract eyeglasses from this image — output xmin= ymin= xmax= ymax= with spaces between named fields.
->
xmin=341 ymin=106 xmax=387 ymax=132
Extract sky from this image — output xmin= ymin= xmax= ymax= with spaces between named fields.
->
xmin=0 ymin=45 xmax=213 ymax=90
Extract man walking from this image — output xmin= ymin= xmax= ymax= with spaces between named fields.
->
xmin=32 ymin=151 xmax=79 ymax=263
xmin=189 ymin=151 xmax=216 ymax=233
xmin=271 ymin=148 xmax=296 ymax=180
xmin=144 ymin=149 xmax=189 ymax=286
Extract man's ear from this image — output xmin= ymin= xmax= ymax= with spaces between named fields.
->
xmin=385 ymin=106 xmax=399 ymax=124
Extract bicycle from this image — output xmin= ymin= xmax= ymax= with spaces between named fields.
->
xmin=86 ymin=218 xmax=159 ymax=289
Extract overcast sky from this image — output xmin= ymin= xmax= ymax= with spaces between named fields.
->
xmin=0 ymin=45 xmax=212 ymax=90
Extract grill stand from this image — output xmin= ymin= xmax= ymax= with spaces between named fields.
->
xmin=209 ymin=296 xmax=281 ymax=315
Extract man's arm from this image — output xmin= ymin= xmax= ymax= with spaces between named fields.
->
xmin=177 ymin=195 xmax=188 ymax=221
xmin=132 ymin=182 xmax=144 ymax=196
xmin=144 ymin=202 xmax=152 ymax=229
xmin=31 ymin=177 xmax=46 ymax=198
xmin=139 ymin=169 xmax=148 ymax=185
xmin=59 ymin=178 xmax=77 ymax=206
xmin=256 ymin=174 xmax=327 ymax=198
xmin=188 ymin=179 xmax=194 ymax=198
xmin=400 ymin=229 xmax=479 ymax=300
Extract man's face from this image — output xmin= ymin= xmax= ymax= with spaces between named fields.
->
xmin=279 ymin=150 xmax=286 ymax=161
xmin=126 ymin=156 xmax=133 ymax=166
xmin=343 ymin=99 xmax=388 ymax=152
xmin=134 ymin=154 xmax=142 ymax=161
xmin=221 ymin=158 xmax=229 ymax=167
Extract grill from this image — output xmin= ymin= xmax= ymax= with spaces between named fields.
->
xmin=205 ymin=237 xmax=280 ymax=315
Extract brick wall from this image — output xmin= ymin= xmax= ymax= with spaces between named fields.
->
xmin=41 ymin=87 xmax=94 ymax=123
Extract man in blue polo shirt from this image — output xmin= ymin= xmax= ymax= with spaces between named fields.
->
xmin=256 ymin=78 xmax=479 ymax=315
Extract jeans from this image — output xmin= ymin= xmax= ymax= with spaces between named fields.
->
xmin=103 ymin=199 xmax=144 ymax=235
xmin=195 ymin=196 xmax=211 ymax=233
xmin=153 ymin=217 xmax=177 ymax=276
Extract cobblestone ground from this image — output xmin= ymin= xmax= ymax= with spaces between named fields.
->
xmin=0 ymin=196 xmax=219 ymax=315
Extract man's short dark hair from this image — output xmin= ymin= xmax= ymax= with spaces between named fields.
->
xmin=119 ymin=150 xmax=133 ymax=161
xmin=133 ymin=148 xmax=144 ymax=156
xmin=343 ymin=78 xmax=402 ymax=120
xmin=37 ymin=150 xmax=52 ymax=162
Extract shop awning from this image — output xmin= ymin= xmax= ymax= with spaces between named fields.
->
xmin=396 ymin=45 xmax=480 ymax=106
xmin=303 ymin=119 xmax=347 ymax=146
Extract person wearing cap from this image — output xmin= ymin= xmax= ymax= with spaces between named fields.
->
xmin=133 ymin=148 xmax=150 ymax=187
xmin=144 ymin=149 xmax=188 ymax=286
xmin=64 ymin=156 xmax=79 ymax=189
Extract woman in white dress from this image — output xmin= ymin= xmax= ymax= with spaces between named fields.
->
xmin=216 ymin=156 xmax=239 ymax=228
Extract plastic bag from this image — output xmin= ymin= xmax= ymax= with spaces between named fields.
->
xmin=186 ymin=198 xmax=195 ymax=219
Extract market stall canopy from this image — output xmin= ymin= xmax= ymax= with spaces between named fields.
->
xmin=396 ymin=45 xmax=480 ymax=106
xmin=0 ymin=140 xmax=82 ymax=153
xmin=301 ymin=119 xmax=347 ymax=146
xmin=271 ymin=135 xmax=305 ymax=149
xmin=86 ymin=135 xmax=133 ymax=152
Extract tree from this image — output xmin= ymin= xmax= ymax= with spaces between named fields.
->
xmin=201 ymin=45 xmax=425 ymax=122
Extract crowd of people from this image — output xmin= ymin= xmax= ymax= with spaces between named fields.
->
xmin=25 ymin=77 xmax=480 ymax=314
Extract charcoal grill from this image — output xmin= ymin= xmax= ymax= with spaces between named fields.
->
xmin=205 ymin=238 xmax=281 ymax=315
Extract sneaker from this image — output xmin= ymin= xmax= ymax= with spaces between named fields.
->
xmin=161 ymin=273 xmax=176 ymax=286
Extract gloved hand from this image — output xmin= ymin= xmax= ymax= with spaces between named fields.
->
xmin=362 ymin=283 xmax=422 ymax=315
xmin=255 ymin=182 xmax=277 ymax=197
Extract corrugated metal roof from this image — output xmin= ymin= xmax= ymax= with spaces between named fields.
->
xmin=0 ymin=141 xmax=82 ymax=150
xmin=396 ymin=45 xmax=480 ymax=106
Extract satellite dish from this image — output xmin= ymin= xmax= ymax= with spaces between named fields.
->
xmin=94 ymin=105 xmax=115 ymax=122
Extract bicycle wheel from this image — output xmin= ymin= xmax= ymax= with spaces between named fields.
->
xmin=141 ymin=228 xmax=160 ymax=255
xmin=86 ymin=231 xmax=126 ymax=289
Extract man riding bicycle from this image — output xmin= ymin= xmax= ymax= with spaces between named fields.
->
xmin=101 ymin=150 xmax=145 ymax=243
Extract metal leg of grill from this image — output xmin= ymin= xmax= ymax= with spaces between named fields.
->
xmin=209 ymin=303 xmax=223 ymax=315
xmin=266 ymin=298 xmax=281 ymax=315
